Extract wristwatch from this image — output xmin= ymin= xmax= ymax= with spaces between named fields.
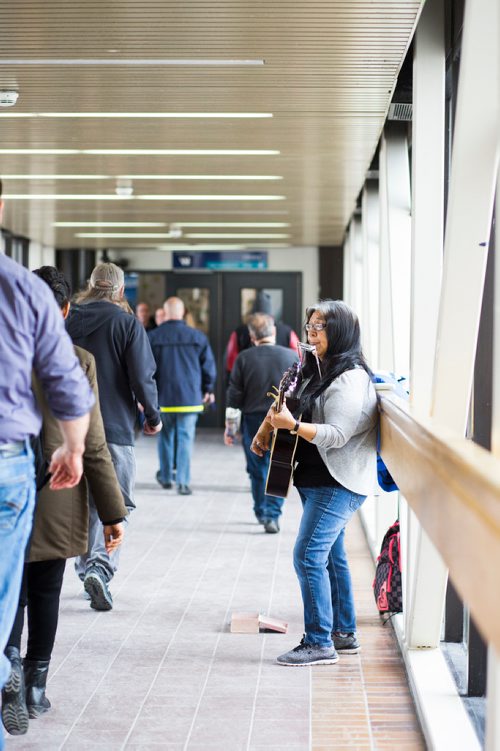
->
xmin=290 ymin=420 xmax=300 ymax=435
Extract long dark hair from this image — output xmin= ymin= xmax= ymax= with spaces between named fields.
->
xmin=299 ymin=299 xmax=371 ymax=412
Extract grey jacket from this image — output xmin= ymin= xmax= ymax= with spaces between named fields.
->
xmin=309 ymin=368 xmax=378 ymax=495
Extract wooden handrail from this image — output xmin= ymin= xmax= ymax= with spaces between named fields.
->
xmin=379 ymin=394 xmax=500 ymax=652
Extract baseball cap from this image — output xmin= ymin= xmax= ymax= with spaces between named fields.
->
xmin=89 ymin=263 xmax=124 ymax=292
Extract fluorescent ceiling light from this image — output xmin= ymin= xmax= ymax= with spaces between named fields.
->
xmin=54 ymin=222 xmax=166 ymax=227
xmin=2 ymin=175 xmax=109 ymax=180
xmin=0 ymin=174 xmax=282 ymax=181
xmin=185 ymin=233 xmax=289 ymax=239
xmin=76 ymin=233 xmax=175 ymax=239
xmin=0 ymin=149 xmax=279 ymax=156
xmin=87 ymin=150 xmax=279 ymax=156
xmin=4 ymin=193 xmax=285 ymax=201
xmin=0 ymin=149 xmax=79 ymax=155
xmin=73 ymin=232 xmax=288 ymax=240
xmin=175 ymin=222 xmax=290 ymax=227
xmin=1 ymin=59 xmax=265 ymax=66
xmin=137 ymin=195 xmax=284 ymax=201
xmin=3 ymin=194 xmax=133 ymax=200
xmin=0 ymin=112 xmax=272 ymax=119
xmin=117 ymin=175 xmax=283 ymax=181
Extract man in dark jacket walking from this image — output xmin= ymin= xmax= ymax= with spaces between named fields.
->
xmin=66 ymin=263 xmax=161 ymax=610
xmin=148 ymin=297 xmax=216 ymax=496
xmin=225 ymin=313 xmax=298 ymax=533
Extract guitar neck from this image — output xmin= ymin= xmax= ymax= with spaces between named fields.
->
xmin=276 ymin=391 xmax=285 ymax=413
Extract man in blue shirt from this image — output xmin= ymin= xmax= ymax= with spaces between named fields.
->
xmin=0 ymin=181 xmax=95 ymax=750
xmin=148 ymin=297 xmax=216 ymax=495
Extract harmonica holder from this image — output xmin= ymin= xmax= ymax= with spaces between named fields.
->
xmin=297 ymin=342 xmax=322 ymax=378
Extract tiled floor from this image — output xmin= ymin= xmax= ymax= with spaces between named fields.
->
xmin=4 ymin=430 xmax=424 ymax=750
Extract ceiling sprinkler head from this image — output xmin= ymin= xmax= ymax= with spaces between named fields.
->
xmin=0 ymin=90 xmax=19 ymax=107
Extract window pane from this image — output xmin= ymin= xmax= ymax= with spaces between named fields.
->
xmin=240 ymin=288 xmax=284 ymax=323
xmin=177 ymin=287 xmax=210 ymax=334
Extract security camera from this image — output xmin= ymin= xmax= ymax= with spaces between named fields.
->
xmin=0 ymin=90 xmax=19 ymax=107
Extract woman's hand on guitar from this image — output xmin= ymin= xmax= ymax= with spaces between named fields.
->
xmin=251 ymin=432 xmax=270 ymax=457
xmin=269 ymin=401 xmax=295 ymax=431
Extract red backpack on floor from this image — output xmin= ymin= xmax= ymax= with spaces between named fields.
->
xmin=373 ymin=520 xmax=402 ymax=614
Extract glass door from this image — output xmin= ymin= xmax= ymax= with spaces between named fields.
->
xmin=166 ymin=273 xmax=222 ymax=427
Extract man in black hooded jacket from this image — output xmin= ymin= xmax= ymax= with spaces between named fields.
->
xmin=66 ymin=262 xmax=161 ymax=610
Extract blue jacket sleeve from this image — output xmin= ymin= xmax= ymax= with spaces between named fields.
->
xmin=32 ymin=282 xmax=95 ymax=420
xmin=199 ymin=335 xmax=217 ymax=393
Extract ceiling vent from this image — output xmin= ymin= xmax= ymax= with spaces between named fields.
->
xmin=388 ymin=102 xmax=413 ymax=121
xmin=0 ymin=90 xmax=19 ymax=107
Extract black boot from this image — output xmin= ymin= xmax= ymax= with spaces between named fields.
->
xmin=1 ymin=646 xmax=29 ymax=735
xmin=23 ymin=658 xmax=51 ymax=719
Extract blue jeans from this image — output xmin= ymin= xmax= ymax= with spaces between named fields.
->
xmin=75 ymin=443 xmax=136 ymax=584
xmin=241 ymin=413 xmax=285 ymax=521
xmin=0 ymin=443 xmax=35 ymax=702
xmin=294 ymin=485 xmax=366 ymax=646
xmin=158 ymin=413 xmax=198 ymax=487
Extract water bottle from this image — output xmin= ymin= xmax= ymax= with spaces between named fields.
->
xmin=225 ymin=407 xmax=241 ymax=440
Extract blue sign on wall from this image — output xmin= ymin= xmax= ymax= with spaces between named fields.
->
xmin=173 ymin=251 xmax=268 ymax=271
xmin=124 ymin=272 xmax=139 ymax=308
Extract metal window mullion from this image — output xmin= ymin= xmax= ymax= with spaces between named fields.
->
xmin=411 ymin=0 xmax=445 ymax=414
xmin=343 ymin=225 xmax=352 ymax=307
xmin=350 ymin=216 xmax=363 ymax=322
xmin=432 ymin=0 xmax=499 ymax=435
xmin=362 ymin=181 xmax=380 ymax=367
xmin=383 ymin=123 xmax=412 ymax=379
xmin=378 ymin=134 xmax=395 ymax=372
xmin=486 ymin=15 xmax=500 ymax=741
xmin=405 ymin=0 xmax=449 ymax=651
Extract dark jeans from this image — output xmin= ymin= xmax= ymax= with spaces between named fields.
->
xmin=241 ymin=413 xmax=285 ymax=521
xmin=7 ymin=559 xmax=66 ymax=662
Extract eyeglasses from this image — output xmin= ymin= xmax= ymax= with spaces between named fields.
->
xmin=305 ymin=322 xmax=327 ymax=332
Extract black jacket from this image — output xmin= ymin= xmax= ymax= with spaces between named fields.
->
xmin=66 ymin=301 xmax=160 ymax=445
xmin=226 ymin=344 xmax=298 ymax=415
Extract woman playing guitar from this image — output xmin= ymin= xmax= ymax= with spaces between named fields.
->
xmin=250 ymin=300 xmax=378 ymax=666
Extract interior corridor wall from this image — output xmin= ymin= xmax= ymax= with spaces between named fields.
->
xmin=27 ymin=242 xmax=55 ymax=270
xmin=105 ymin=246 xmax=319 ymax=316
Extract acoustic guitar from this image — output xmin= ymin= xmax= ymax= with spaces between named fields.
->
xmin=265 ymin=362 xmax=301 ymax=498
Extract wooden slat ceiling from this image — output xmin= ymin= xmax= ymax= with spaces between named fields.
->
xmin=0 ymin=1 xmax=423 ymax=251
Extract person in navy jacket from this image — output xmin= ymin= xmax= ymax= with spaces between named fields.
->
xmin=148 ymin=297 xmax=216 ymax=495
